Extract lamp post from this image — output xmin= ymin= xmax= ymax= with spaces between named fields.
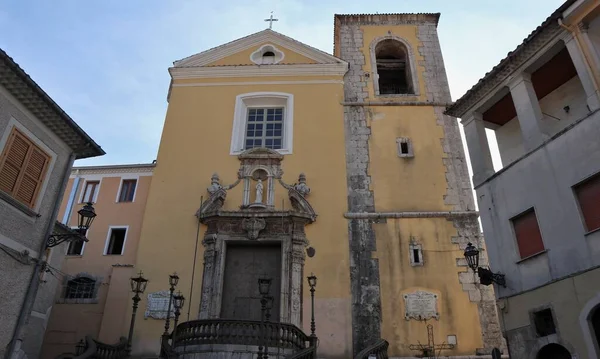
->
xmin=463 ymin=242 xmax=506 ymax=287
xmin=172 ymin=291 xmax=186 ymax=339
xmin=258 ymin=277 xmax=272 ymax=359
xmin=46 ymin=202 xmax=97 ymax=247
xmin=163 ymin=272 xmax=180 ymax=337
xmin=128 ymin=271 xmax=148 ymax=353
xmin=307 ymin=273 xmax=317 ymax=337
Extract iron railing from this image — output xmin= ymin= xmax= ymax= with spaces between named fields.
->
xmin=355 ymin=339 xmax=389 ymax=359
xmin=55 ymin=336 xmax=128 ymax=359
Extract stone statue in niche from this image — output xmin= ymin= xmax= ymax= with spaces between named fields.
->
xmin=293 ymin=173 xmax=311 ymax=197
xmin=255 ymin=179 xmax=264 ymax=204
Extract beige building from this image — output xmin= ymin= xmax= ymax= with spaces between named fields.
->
xmin=41 ymin=163 xmax=154 ymax=359
xmin=446 ymin=0 xmax=600 ymax=358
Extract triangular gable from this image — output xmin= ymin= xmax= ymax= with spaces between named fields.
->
xmin=174 ymin=29 xmax=344 ymax=68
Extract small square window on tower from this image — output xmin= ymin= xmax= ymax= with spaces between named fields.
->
xmin=409 ymin=242 xmax=423 ymax=266
xmin=396 ymin=137 xmax=414 ymax=158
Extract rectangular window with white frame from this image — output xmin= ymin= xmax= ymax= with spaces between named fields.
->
xmin=81 ymin=180 xmax=99 ymax=203
xmin=104 ymin=227 xmax=128 ymax=255
xmin=230 ymin=92 xmax=294 ymax=155
xmin=118 ymin=179 xmax=137 ymax=203
xmin=66 ymin=227 xmax=87 ymax=256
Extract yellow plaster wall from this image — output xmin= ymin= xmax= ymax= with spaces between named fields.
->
xmin=367 ymin=105 xmax=451 ymax=211
xmin=375 ymin=218 xmax=484 ymax=356
xmin=205 ymin=43 xmax=318 ymax=66
xmin=356 ymin=24 xmax=484 ymax=356
xmin=132 ymin=76 xmax=352 ymax=357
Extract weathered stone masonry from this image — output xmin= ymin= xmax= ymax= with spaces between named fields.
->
xmin=337 ymin=19 xmax=382 ymax=356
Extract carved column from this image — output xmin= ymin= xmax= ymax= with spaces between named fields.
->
xmin=267 ymin=175 xmax=275 ymax=207
xmin=243 ymin=177 xmax=251 ymax=206
xmin=198 ymin=233 xmax=217 ymax=319
xmin=289 ymin=220 xmax=307 ymax=327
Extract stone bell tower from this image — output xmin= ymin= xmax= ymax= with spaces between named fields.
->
xmin=334 ymin=13 xmax=504 ymax=356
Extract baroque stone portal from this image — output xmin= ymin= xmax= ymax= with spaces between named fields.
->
xmin=195 ymin=148 xmax=316 ymax=327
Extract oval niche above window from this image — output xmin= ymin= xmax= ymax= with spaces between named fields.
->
xmin=250 ymin=44 xmax=285 ymax=65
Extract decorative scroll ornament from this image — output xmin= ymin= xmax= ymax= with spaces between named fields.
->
xmin=293 ymin=173 xmax=311 ymax=197
xmin=242 ymin=217 xmax=266 ymax=240
xmin=196 ymin=189 xmax=227 ymax=218
xmin=288 ymin=189 xmax=317 ymax=221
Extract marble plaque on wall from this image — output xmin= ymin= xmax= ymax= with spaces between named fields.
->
xmin=145 ymin=290 xmax=176 ymax=319
xmin=404 ymin=290 xmax=439 ymax=320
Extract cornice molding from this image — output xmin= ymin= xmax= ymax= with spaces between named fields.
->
xmin=174 ymin=29 xmax=346 ymax=68
xmin=172 ymin=80 xmax=344 ymax=87
xmin=169 ymin=63 xmax=348 ymax=80
xmin=70 ymin=166 xmax=154 ymax=176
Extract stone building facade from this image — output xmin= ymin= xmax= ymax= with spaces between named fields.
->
xmin=0 ymin=49 xmax=103 ymax=359
xmin=446 ymin=0 xmax=600 ymax=358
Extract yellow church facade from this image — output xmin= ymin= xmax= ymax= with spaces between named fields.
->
xmin=130 ymin=13 xmax=504 ymax=358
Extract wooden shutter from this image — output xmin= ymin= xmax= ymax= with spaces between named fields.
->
xmin=575 ymin=174 xmax=600 ymax=232
xmin=512 ymin=209 xmax=545 ymax=259
xmin=0 ymin=128 xmax=50 ymax=208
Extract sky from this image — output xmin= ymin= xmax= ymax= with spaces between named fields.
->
xmin=0 ymin=0 xmax=565 ymax=167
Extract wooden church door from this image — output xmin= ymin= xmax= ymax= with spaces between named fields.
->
xmin=220 ymin=242 xmax=281 ymax=322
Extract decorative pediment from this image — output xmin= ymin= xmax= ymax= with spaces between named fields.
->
xmin=238 ymin=147 xmax=284 ymax=160
xmin=173 ymin=29 xmax=345 ymax=68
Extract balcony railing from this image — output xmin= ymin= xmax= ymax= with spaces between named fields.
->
xmin=355 ymin=339 xmax=389 ymax=359
xmin=173 ymin=319 xmax=310 ymax=350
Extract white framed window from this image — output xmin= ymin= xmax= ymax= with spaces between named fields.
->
xmin=79 ymin=179 xmax=101 ymax=203
xmin=66 ymin=227 xmax=87 ymax=256
xmin=103 ymin=226 xmax=128 ymax=255
xmin=116 ymin=178 xmax=138 ymax=203
xmin=230 ymin=92 xmax=294 ymax=155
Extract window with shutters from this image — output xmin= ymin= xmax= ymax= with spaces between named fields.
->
xmin=574 ymin=173 xmax=600 ymax=233
xmin=118 ymin=179 xmax=137 ymax=202
xmin=511 ymin=208 xmax=545 ymax=259
xmin=81 ymin=181 xmax=99 ymax=203
xmin=0 ymin=128 xmax=51 ymax=208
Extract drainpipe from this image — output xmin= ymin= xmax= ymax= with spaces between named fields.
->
xmin=5 ymin=152 xmax=76 ymax=359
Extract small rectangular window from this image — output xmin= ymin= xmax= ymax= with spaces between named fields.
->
xmin=105 ymin=228 xmax=126 ymax=255
xmin=82 ymin=181 xmax=99 ymax=203
xmin=244 ymin=108 xmax=284 ymax=150
xmin=396 ymin=137 xmax=414 ymax=158
xmin=574 ymin=173 xmax=600 ymax=232
xmin=0 ymin=128 xmax=51 ymax=208
xmin=412 ymin=249 xmax=420 ymax=263
xmin=409 ymin=242 xmax=423 ymax=266
xmin=64 ymin=277 xmax=97 ymax=299
xmin=118 ymin=179 xmax=137 ymax=202
xmin=533 ymin=308 xmax=556 ymax=337
xmin=67 ymin=239 xmax=85 ymax=256
xmin=512 ymin=208 xmax=544 ymax=259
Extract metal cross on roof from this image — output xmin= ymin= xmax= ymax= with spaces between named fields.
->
xmin=264 ymin=11 xmax=279 ymax=29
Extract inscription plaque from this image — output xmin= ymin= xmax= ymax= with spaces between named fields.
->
xmin=404 ymin=290 xmax=439 ymax=320
xmin=145 ymin=290 xmax=175 ymax=319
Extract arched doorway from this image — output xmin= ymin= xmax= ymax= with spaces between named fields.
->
xmin=536 ymin=343 xmax=571 ymax=359
xmin=591 ymin=306 xmax=600 ymax=353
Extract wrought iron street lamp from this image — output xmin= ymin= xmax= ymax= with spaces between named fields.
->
xmin=172 ymin=291 xmax=185 ymax=337
xmin=307 ymin=273 xmax=317 ymax=337
xmin=463 ymin=242 xmax=506 ymax=287
xmin=46 ymin=202 xmax=97 ymax=247
xmin=163 ymin=272 xmax=180 ymax=336
xmin=258 ymin=277 xmax=272 ymax=359
xmin=127 ymin=271 xmax=148 ymax=352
